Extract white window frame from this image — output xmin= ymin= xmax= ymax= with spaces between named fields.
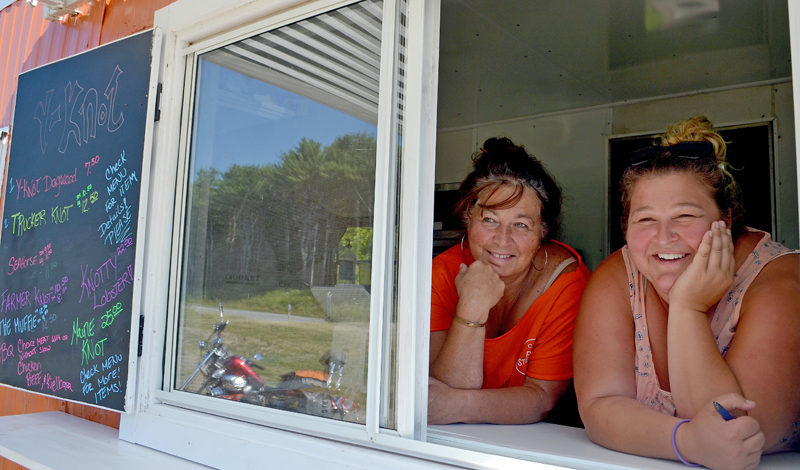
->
xmin=159 ymin=0 xmax=401 ymax=442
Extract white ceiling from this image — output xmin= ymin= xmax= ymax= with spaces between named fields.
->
xmin=436 ymin=0 xmax=791 ymax=129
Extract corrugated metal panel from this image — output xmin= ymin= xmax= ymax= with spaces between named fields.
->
xmin=0 ymin=0 xmax=106 ymax=128
xmin=101 ymin=0 xmax=175 ymax=43
xmin=0 ymin=0 xmax=184 ymax=127
xmin=0 ymin=1 xmax=45 ymax=127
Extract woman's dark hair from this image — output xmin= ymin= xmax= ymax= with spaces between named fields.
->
xmin=620 ymin=115 xmax=745 ymax=237
xmin=455 ymin=137 xmax=563 ymax=241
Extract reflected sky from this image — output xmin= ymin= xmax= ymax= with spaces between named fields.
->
xmin=192 ymin=61 xmax=377 ymax=172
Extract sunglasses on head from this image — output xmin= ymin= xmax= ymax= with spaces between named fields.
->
xmin=625 ymin=141 xmax=715 ymax=168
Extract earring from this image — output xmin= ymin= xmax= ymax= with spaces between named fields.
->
xmin=460 ymin=235 xmax=467 ymax=256
xmin=532 ymin=246 xmax=548 ymax=271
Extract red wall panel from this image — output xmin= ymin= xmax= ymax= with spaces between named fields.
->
xmin=100 ymin=0 xmax=175 ymax=44
xmin=0 ymin=0 xmax=106 ymax=128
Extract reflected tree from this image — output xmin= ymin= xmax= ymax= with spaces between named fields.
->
xmin=187 ymin=132 xmax=377 ymax=301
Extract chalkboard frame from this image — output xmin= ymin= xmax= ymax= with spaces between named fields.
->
xmin=0 ymin=28 xmax=163 ymax=413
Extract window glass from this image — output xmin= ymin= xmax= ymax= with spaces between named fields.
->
xmin=173 ymin=0 xmax=384 ymax=425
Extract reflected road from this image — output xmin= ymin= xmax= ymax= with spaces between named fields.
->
xmin=190 ymin=305 xmax=325 ymax=323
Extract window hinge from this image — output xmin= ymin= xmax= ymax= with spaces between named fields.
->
xmin=154 ymin=82 xmax=162 ymax=122
xmin=137 ymin=315 xmax=145 ymax=357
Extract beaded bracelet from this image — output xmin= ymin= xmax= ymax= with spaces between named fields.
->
xmin=672 ymin=419 xmax=701 ymax=467
xmin=453 ymin=315 xmax=486 ymax=328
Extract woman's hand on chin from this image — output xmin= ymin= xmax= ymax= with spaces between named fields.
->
xmin=669 ymin=220 xmax=735 ymax=313
xmin=455 ymin=260 xmax=505 ymax=319
xmin=676 ymin=394 xmax=764 ymax=470
xmin=427 ymin=376 xmax=467 ymax=425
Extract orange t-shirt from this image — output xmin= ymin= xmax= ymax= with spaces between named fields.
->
xmin=430 ymin=241 xmax=590 ymax=388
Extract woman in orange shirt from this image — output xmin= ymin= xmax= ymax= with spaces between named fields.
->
xmin=428 ymin=137 xmax=590 ymax=424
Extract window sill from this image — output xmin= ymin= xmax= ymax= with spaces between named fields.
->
xmin=0 ymin=411 xmax=208 ymax=470
xmin=428 ymin=423 xmax=800 ymax=470
xmin=3 ymin=410 xmax=797 ymax=470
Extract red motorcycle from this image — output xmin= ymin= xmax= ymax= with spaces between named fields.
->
xmin=177 ymin=302 xmax=358 ymax=420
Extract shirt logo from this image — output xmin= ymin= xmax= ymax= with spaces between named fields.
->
xmin=515 ymin=338 xmax=537 ymax=375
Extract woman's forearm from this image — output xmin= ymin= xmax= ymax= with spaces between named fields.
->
xmin=584 ymin=394 xmax=765 ymax=470
xmin=582 ymin=395 xmax=683 ymax=460
xmin=431 ymin=379 xmax=567 ymax=425
xmin=667 ymin=307 xmax=744 ymax=417
xmin=429 ymin=320 xmax=486 ymax=389
xmin=666 ymin=222 xmax=743 ymax=416
xmin=431 ymin=258 xmax=504 ymax=389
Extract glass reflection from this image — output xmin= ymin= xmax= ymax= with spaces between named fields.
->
xmin=174 ymin=0 xmax=383 ymax=424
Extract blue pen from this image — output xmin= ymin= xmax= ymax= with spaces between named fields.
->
xmin=713 ymin=401 xmax=735 ymax=421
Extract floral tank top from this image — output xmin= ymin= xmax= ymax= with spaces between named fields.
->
xmin=622 ymin=229 xmax=800 ymax=449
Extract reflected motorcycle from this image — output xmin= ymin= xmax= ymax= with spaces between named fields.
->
xmin=177 ymin=302 xmax=358 ymax=420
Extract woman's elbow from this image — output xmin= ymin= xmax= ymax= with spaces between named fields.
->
xmin=527 ymin=378 xmax=570 ymax=423
xmin=576 ymin=395 xmax=609 ymax=442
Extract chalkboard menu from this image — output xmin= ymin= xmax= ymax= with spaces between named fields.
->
xmin=0 ymin=30 xmax=158 ymax=412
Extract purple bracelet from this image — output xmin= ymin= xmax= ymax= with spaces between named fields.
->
xmin=672 ymin=419 xmax=701 ymax=467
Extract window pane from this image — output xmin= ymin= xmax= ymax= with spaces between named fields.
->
xmin=174 ymin=0 xmax=383 ymax=425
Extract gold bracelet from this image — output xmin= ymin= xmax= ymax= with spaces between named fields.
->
xmin=453 ymin=315 xmax=486 ymax=328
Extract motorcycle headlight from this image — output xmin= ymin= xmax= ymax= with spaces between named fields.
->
xmin=222 ymin=374 xmax=247 ymax=390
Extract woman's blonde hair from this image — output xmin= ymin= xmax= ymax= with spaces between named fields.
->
xmin=620 ymin=115 xmax=745 ymax=236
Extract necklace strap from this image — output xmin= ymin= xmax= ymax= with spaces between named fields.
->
xmin=542 ymin=257 xmax=577 ymax=292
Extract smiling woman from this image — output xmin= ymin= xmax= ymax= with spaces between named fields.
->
xmin=574 ymin=116 xmax=800 ymax=470
xmin=428 ymin=137 xmax=590 ymax=425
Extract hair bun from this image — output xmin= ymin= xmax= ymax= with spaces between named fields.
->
xmin=457 ymin=136 xmax=563 ymax=241
xmin=481 ymin=137 xmax=513 ymax=153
